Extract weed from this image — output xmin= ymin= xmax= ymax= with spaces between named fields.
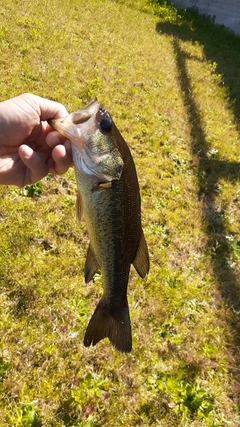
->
xmin=19 ymin=182 xmax=44 ymax=198
xmin=10 ymin=403 xmax=41 ymax=427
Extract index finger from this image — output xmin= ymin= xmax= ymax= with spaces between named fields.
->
xmin=46 ymin=130 xmax=68 ymax=148
xmin=22 ymin=93 xmax=68 ymax=121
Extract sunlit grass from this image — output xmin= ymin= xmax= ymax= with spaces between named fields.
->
xmin=0 ymin=0 xmax=240 ymax=425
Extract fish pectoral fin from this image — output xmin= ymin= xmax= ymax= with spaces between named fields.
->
xmin=98 ymin=182 xmax=112 ymax=188
xmin=133 ymin=231 xmax=150 ymax=278
xmin=84 ymin=298 xmax=132 ymax=353
xmin=76 ymin=191 xmax=83 ymax=222
xmin=91 ymin=182 xmax=112 ymax=192
xmin=84 ymin=244 xmax=100 ymax=283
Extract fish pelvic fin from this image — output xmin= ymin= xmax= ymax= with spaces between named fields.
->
xmin=84 ymin=298 xmax=132 ymax=353
xmin=133 ymin=230 xmax=150 ymax=278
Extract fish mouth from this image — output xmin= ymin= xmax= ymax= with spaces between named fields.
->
xmin=48 ymin=98 xmax=101 ymax=143
xmin=48 ymin=98 xmax=123 ymax=182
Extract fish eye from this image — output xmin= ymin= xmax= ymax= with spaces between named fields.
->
xmin=100 ymin=119 xmax=112 ymax=133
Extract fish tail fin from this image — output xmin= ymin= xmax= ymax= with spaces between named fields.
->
xmin=84 ymin=298 xmax=132 ymax=353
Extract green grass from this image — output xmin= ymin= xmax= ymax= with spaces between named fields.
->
xmin=1 ymin=0 xmax=240 ymax=425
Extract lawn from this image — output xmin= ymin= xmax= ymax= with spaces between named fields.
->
xmin=0 ymin=0 xmax=240 ymax=425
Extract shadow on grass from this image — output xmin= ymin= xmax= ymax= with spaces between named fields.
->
xmin=156 ymin=6 xmax=240 ymax=398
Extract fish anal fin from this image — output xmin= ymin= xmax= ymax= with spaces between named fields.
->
xmin=76 ymin=191 xmax=83 ymax=222
xmin=133 ymin=231 xmax=150 ymax=278
xmin=84 ymin=298 xmax=132 ymax=353
xmin=84 ymin=244 xmax=100 ymax=283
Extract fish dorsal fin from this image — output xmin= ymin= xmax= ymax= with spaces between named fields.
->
xmin=76 ymin=191 xmax=83 ymax=222
xmin=84 ymin=244 xmax=100 ymax=283
xmin=133 ymin=231 xmax=150 ymax=278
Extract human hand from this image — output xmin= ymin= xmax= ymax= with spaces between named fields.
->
xmin=0 ymin=93 xmax=73 ymax=187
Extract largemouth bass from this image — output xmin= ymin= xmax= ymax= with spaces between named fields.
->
xmin=49 ymin=99 xmax=149 ymax=352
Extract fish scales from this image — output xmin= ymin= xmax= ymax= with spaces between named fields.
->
xmin=48 ymin=99 xmax=149 ymax=352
